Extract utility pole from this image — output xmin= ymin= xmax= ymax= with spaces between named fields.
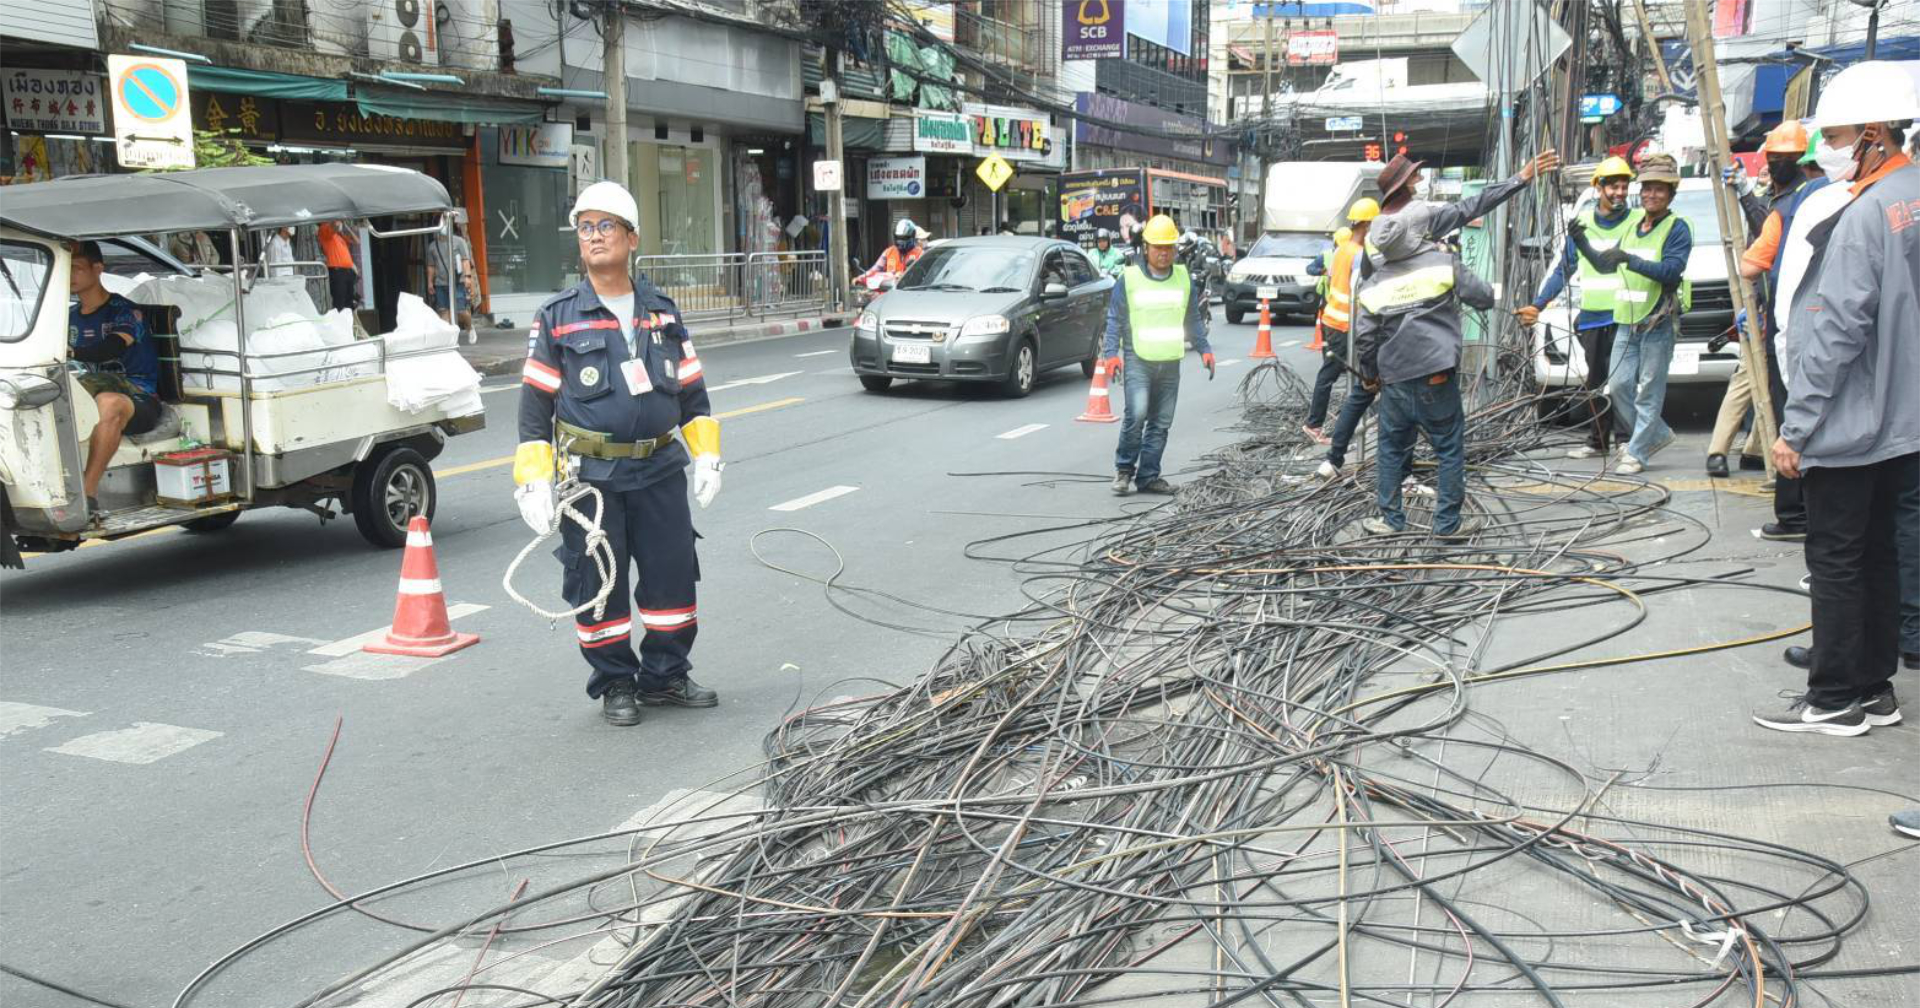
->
xmin=1629 ymin=0 xmax=1673 ymax=94
xmin=822 ymin=49 xmax=849 ymax=311
xmin=1682 ymin=0 xmax=1777 ymax=474
xmin=1863 ymin=0 xmax=1883 ymax=59
xmin=1255 ymin=11 xmax=1274 ymax=241
xmin=603 ymin=0 xmax=627 ymax=187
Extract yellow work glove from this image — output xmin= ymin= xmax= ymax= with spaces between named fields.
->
xmin=682 ymin=416 xmax=722 ymax=509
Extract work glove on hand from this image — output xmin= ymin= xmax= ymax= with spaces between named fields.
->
xmin=1201 ymin=352 xmax=1216 ymax=380
xmin=1567 ymin=222 xmax=1621 ymax=274
xmin=692 ymin=456 xmax=723 ymax=509
xmin=1103 ymin=355 xmax=1124 ymax=378
xmin=515 ymin=482 xmax=555 ymax=535
xmin=1734 ymin=309 xmax=1748 ymax=334
xmin=1721 ymin=164 xmax=1754 ymax=196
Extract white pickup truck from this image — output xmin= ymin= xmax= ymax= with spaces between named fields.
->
xmin=0 ymin=164 xmax=485 ymax=565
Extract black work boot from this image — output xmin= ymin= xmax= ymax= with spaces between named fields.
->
xmin=601 ymin=680 xmax=642 ymax=726
xmin=1112 ymin=469 xmax=1135 ymax=496
xmin=639 ymin=677 xmax=720 ymax=708
xmin=1705 ymin=454 xmax=1729 ymax=478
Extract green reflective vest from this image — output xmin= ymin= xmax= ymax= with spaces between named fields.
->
xmin=1355 ymin=258 xmax=1456 ymax=315
xmin=1314 ymin=247 xmax=1335 ymax=299
xmin=1575 ymin=207 xmax=1637 ymax=314
xmin=1613 ymin=211 xmax=1691 ymax=326
xmin=1123 ymin=263 xmax=1191 ymax=362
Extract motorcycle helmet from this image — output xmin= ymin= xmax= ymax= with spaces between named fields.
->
xmin=893 ymin=218 xmax=917 ymax=253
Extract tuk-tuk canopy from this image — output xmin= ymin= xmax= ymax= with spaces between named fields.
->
xmin=0 ymin=163 xmax=452 ymax=240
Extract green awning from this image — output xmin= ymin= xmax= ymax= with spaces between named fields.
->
xmin=807 ymin=113 xmax=887 ymax=150
xmin=188 ymin=65 xmax=348 ymax=102
xmin=356 ymin=89 xmax=547 ymax=126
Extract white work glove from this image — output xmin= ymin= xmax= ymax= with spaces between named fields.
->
xmin=515 ymin=481 xmax=555 ymax=534
xmin=691 ymin=456 xmax=723 ymax=509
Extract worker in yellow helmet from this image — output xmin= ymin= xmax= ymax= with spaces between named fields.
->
xmin=1515 ymin=155 xmax=1637 ymax=460
xmin=513 ymin=180 xmax=723 ymax=727
xmin=1100 ymin=214 xmax=1214 ymax=496
xmin=1300 ymin=198 xmax=1380 ymax=444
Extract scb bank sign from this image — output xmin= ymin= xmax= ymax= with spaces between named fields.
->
xmin=1063 ymin=0 xmax=1124 ymax=60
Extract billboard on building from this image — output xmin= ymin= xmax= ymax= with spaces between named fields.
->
xmin=1063 ymin=0 xmax=1125 ymax=60
xmin=1126 ymin=0 xmax=1191 ymax=57
xmin=1058 ymin=168 xmax=1147 ymax=245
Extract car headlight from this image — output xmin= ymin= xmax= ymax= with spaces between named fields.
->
xmin=855 ymin=311 xmax=878 ymax=333
xmin=956 ymin=315 xmax=1010 ymax=341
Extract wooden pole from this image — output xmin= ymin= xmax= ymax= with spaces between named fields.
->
xmin=1630 ymin=0 xmax=1673 ymax=94
xmin=1682 ymin=0 xmax=1777 ymax=474
xmin=602 ymin=0 xmax=627 ymax=188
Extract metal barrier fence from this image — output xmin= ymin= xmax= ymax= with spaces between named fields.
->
xmin=631 ymin=250 xmax=834 ymax=324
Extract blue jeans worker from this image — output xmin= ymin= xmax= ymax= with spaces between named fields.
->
xmin=1570 ymin=153 xmax=1693 ymax=475
xmin=1350 ymin=203 xmax=1496 ymax=537
xmin=1104 ymin=214 xmax=1213 ymax=496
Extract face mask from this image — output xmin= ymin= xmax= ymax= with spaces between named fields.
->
xmin=1767 ymin=157 xmax=1800 ymax=188
xmin=1815 ymin=143 xmax=1856 ymax=181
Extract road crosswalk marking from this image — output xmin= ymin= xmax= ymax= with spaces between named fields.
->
xmin=308 ymin=603 xmax=489 ymax=657
xmin=0 ymin=701 xmax=89 ymax=739
xmin=769 ymin=485 xmax=859 ymax=512
xmin=45 ymin=722 xmax=221 ymax=764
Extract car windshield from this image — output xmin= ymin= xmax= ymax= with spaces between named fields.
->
xmin=899 ymin=247 xmax=1035 ymax=291
xmin=0 ymin=240 xmax=53 ymax=343
xmin=1246 ymin=233 xmax=1332 ymax=259
xmin=1662 ymin=187 xmax=1724 ymax=245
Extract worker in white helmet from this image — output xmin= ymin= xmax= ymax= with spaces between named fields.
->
xmin=512 ymin=179 xmax=725 ymax=727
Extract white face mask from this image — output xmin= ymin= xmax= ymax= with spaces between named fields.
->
xmin=1814 ymin=142 xmax=1856 ymax=181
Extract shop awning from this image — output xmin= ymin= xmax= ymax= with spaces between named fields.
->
xmin=807 ymin=113 xmax=887 ymax=150
xmin=356 ymin=89 xmax=548 ymax=126
xmin=187 ymin=65 xmax=348 ymax=102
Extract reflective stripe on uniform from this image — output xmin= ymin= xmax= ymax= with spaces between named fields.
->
xmin=577 ymin=617 xmax=633 ymax=647
xmin=1122 ymin=264 xmax=1191 ymax=362
xmin=1355 ymin=264 xmax=1455 ymax=314
xmin=523 ymin=358 xmax=562 ymax=392
xmin=637 ymin=605 xmax=696 ymax=630
xmin=1613 ymin=212 xmax=1691 ymax=325
xmin=552 ymin=319 xmax=621 ymax=336
xmin=1574 ymin=208 xmax=1637 ymax=314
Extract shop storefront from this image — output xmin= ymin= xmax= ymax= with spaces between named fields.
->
xmin=479 ymin=123 xmax=573 ymax=318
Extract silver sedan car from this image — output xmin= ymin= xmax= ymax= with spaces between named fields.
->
xmin=851 ymin=237 xmax=1114 ymax=397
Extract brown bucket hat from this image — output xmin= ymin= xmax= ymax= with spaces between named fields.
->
xmin=1636 ymin=153 xmax=1681 ymax=186
xmin=1377 ymin=154 xmax=1425 ymax=199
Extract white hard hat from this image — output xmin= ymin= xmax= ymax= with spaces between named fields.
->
xmin=571 ymin=180 xmax=639 ymax=231
xmin=1813 ymin=60 xmax=1920 ymax=130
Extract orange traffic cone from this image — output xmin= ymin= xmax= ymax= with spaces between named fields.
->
xmin=364 ymin=516 xmax=480 ymax=658
xmin=1076 ymin=358 xmax=1119 ymax=423
xmin=1306 ymin=316 xmax=1326 ymax=351
xmin=1249 ymin=299 xmax=1276 ymax=359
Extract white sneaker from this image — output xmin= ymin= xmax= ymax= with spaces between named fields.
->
xmin=1316 ymin=460 xmax=1340 ymax=481
xmin=1617 ymin=458 xmax=1644 ymax=475
xmin=1566 ymin=445 xmax=1601 ymax=459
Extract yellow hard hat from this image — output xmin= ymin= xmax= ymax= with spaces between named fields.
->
xmin=1141 ymin=214 xmax=1180 ymax=246
xmin=1592 ymin=155 xmax=1636 ymax=183
xmin=1346 ymin=197 xmax=1380 ymax=222
xmin=1333 ymin=226 xmax=1353 ymax=244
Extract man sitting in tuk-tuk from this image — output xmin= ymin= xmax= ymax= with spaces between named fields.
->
xmin=68 ymin=240 xmax=161 ymax=512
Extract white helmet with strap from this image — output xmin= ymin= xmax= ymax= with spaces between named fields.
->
xmin=571 ymin=180 xmax=639 ymax=231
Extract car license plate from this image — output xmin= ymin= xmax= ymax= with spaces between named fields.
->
xmin=1256 ymin=286 xmax=1279 ymax=300
xmin=1670 ymin=345 xmax=1700 ymax=376
xmin=892 ymin=342 xmax=932 ymax=364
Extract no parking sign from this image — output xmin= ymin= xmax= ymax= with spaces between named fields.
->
xmin=108 ymin=55 xmax=195 ymax=170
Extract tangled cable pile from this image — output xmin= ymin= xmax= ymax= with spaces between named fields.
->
xmin=194 ymin=360 xmax=1905 ymax=1008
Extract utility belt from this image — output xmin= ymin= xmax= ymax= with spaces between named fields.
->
xmin=555 ymin=419 xmax=677 ymax=460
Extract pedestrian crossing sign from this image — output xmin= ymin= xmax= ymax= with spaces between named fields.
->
xmin=976 ymin=153 xmax=1015 ymax=192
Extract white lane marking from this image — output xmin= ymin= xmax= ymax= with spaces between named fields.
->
xmin=1216 ymin=359 xmax=1243 ymax=367
xmin=769 ymin=485 xmax=859 ymax=512
xmin=307 ymin=602 xmax=489 ymax=657
xmin=706 ymin=371 xmax=803 ymax=393
xmin=794 ymin=349 xmax=839 ymax=358
xmin=46 ymin=722 xmax=220 ymax=764
xmin=479 ymin=383 xmax=521 ymax=395
xmin=303 ymin=652 xmax=444 ymax=681
xmin=195 ymin=631 xmax=328 ymax=658
xmin=996 ymin=423 xmax=1049 ymax=440
xmin=1278 ymin=340 xmax=1301 ymax=348
xmin=0 ymin=701 xmax=89 ymax=739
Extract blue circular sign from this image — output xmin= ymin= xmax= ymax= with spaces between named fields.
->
xmin=120 ymin=64 xmax=183 ymax=122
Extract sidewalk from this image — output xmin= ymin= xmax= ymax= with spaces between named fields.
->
xmin=456 ymin=311 xmax=852 ymax=377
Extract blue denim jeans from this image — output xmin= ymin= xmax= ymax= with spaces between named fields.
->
xmin=1325 ymin=376 xmax=1378 ymax=468
xmin=1607 ymin=318 xmax=1676 ymax=464
xmin=1115 ymin=352 xmax=1181 ymax=485
xmin=1375 ymin=372 xmax=1467 ymax=534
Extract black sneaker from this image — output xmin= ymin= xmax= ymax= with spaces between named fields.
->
xmin=601 ymin=681 xmax=642 ymax=726
xmin=1784 ymin=645 xmax=1810 ymax=670
xmin=1706 ymin=454 xmax=1729 ymax=478
xmin=638 ymin=677 xmax=720 ymax=708
xmin=1758 ymin=522 xmax=1807 ymax=541
xmin=1751 ymin=693 xmax=1869 ymax=736
xmin=1111 ymin=470 xmax=1135 ymax=496
xmin=1861 ymin=689 xmax=1902 ymax=727
xmin=1137 ymin=478 xmax=1176 ymax=495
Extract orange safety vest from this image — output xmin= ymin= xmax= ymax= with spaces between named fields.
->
xmin=881 ymin=245 xmax=921 ymax=274
xmin=1318 ymin=239 xmax=1361 ymax=333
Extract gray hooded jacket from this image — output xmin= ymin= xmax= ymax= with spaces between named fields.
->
xmin=1780 ymin=162 xmax=1920 ymax=470
xmin=1352 ymin=204 xmax=1496 ymax=384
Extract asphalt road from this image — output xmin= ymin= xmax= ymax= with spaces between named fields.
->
xmin=1 ymin=309 xmax=1311 ymax=1005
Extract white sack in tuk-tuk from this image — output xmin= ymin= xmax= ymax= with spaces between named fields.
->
xmin=380 ymin=292 xmax=482 ymax=416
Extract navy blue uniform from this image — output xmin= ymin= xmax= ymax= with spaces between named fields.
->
xmin=518 ymin=276 xmax=712 ymax=699
xmin=70 ymin=294 xmax=162 ymax=435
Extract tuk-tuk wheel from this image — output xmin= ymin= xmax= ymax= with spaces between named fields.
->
xmin=182 ymin=511 xmax=241 ymax=533
xmin=352 ymin=445 xmax=436 ymax=548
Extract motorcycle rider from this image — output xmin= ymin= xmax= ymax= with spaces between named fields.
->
xmin=1091 ymin=228 xmax=1128 ymax=277
xmin=856 ymin=219 xmax=924 ymax=288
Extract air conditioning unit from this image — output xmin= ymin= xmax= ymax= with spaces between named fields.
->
xmin=367 ymin=0 xmax=440 ymax=65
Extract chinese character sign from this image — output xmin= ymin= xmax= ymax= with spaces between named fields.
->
xmin=4 ymin=70 xmax=108 ymax=134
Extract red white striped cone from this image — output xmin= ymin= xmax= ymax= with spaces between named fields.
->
xmin=1250 ymin=299 xmax=1277 ymax=359
xmin=1306 ymin=316 xmax=1326 ymax=351
xmin=363 ymin=516 xmax=480 ymax=658
xmin=1075 ymin=359 xmax=1119 ymax=423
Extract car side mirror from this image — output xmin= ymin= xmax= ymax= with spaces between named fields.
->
xmin=0 ymin=373 xmax=65 ymax=410
xmin=1042 ymin=282 xmax=1069 ymax=299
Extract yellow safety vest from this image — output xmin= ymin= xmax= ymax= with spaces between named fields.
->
xmin=1123 ymin=263 xmax=1191 ymax=361
xmin=1319 ymin=240 xmax=1362 ymax=332
xmin=1574 ymin=207 xmax=1637 ymax=314
xmin=1613 ymin=211 xmax=1692 ymax=325
xmin=1356 ymin=260 xmax=1455 ymax=315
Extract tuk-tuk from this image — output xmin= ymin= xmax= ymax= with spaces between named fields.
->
xmin=0 ymin=163 xmax=485 ymax=564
